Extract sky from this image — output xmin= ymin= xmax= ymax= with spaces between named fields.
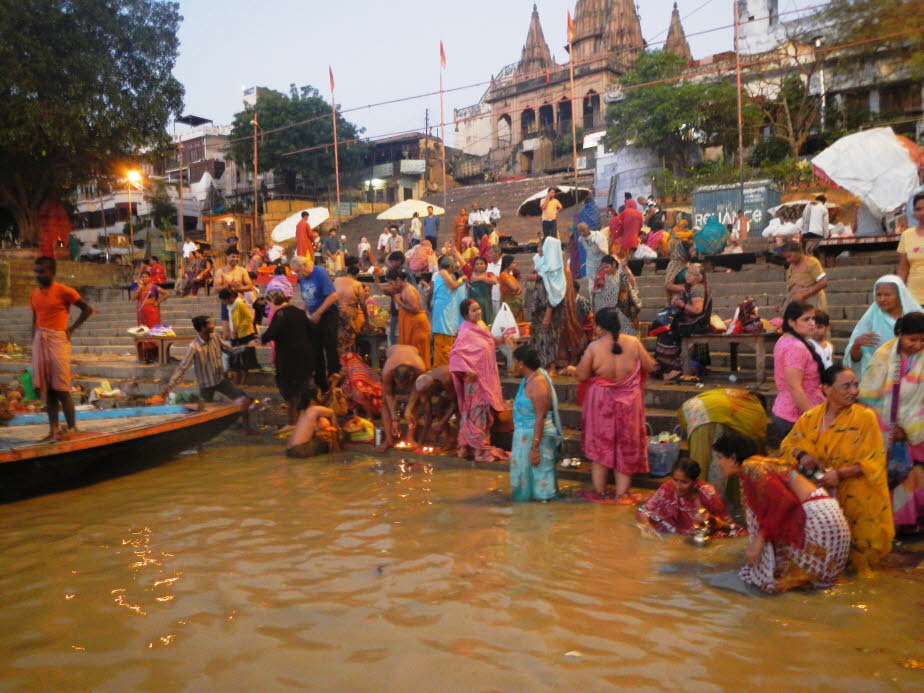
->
xmin=173 ymin=0 xmax=820 ymax=146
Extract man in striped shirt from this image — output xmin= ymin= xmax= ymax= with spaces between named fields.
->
xmin=161 ymin=315 xmax=252 ymax=429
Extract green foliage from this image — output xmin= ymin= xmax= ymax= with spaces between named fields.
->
xmin=553 ymin=128 xmax=584 ymax=158
xmin=648 ymin=157 xmax=815 ymax=198
xmin=605 ymin=51 xmax=756 ymax=170
xmin=746 ymin=137 xmax=790 ymax=167
xmin=228 ymin=85 xmax=368 ymax=196
xmin=147 ymin=181 xmax=177 ymax=230
xmin=0 ymin=0 xmax=184 ymax=241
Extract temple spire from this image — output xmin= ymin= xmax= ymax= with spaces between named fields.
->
xmin=664 ymin=2 xmax=693 ymax=62
xmin=517 ymin=3 xmax=555 ymax=76
xmin=607 ymin=0 xmax=645 ymax=66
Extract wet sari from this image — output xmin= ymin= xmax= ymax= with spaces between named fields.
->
xmin=339 ymin=352 xmax=382 ymax=416
xmin=510 ymin=369 xmax=561 ymax=502
xmin=638 ymin=479 xmax=735 ymax=535
xmin=780 ymin=403 xmax=893 ymax=573
xmin=581 ymin=364 xmax=648 ymax=474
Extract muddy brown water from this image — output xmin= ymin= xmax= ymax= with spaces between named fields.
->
xmin=0 ymin=446 xmax=921 ymax=692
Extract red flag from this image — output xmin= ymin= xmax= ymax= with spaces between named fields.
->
xmin=545 ymin=68 xmax=550 ymax=83
xmin=567 ymin=11 xmax=574 ymax=42
xmin=440 ymin=41 xmax=446 ymax=69
xmin=329 ymin=66 xmax=335 ymax=92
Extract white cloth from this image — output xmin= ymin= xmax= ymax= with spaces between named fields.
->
xmin=182 ymin=240 xmax=198 ymax=258
xmin=808 ymin=339 xmax=834 ymax=368
xmin=468 ymin=209 xmax=488 ymax=226
xmin=409 ymin=217 xmax=422 ymax=241
xmin=357 ymin=241 xmax=371 ymax=255
xmin=487 ymin=260 xmax=502 ymax=302
xmin=801 ymin=202 xmax=830 ymax=237
xmin=377 ymin=232 xmax=390 ymax=250
xmin=487 ymin=207 xmax=501 ymax=223
xmin=267 ymin=244 xmax=286 ymax=262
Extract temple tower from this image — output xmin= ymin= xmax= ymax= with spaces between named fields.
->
xmin=664 ymin=2 xmax=692 ymax=61
xmin=517 ymin=4 xmax=555 ymax=76
xmin=606 ymin=0 xmax=645 ymax=67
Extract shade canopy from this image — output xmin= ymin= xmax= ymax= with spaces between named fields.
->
xmin=270 ymin=208 xmax=331 ymax=242
xmin=517 ymin=185 xmax=592 ymax=217
xmin=376 ymin=200 xmax=445 ymax=220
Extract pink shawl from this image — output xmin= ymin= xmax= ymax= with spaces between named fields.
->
xmin=449 ymin=319 xmax=505 ymax=411
xmin=580 ymin=364 xmax=648 ymax=474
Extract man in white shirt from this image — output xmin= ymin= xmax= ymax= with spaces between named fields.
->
xmin=487 ymin=204 xmax=501 ymax=228
xmin=409 ymin=213 xmax=422 ymax=246
xmin=800 ymin=195 xmax=830 ymax=239
xmin=468 ymin=203 xmax=489 ymax=244
xmin=377 ymin=226 xmax=391 ymax=261
xmin=485 ymin=245 xmax=503 ymax=316
xmin=386 ymin=225 xmax=404 ymax=253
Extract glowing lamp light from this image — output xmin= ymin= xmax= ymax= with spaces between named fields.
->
xmin=126 ymin=169 xmax=142 ymax=187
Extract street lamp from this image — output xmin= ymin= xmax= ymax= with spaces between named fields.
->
xmin=250 ymin=114 xmax=264 ymax=252
xmin=126 ymin=169 xmax=142 ymax=265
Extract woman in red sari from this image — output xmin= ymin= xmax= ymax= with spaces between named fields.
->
xmin=134 ymin=270 xmax=170 ymax=363
xmin=576 ymin=307 xmax=655 ymax=501
xmin=637 ymin=460 xmax=738 ymax=535
xmin=449 ymin=299 xmax=510 ymax=462
xmin=713 ymin=432 xmax=851 ymax=593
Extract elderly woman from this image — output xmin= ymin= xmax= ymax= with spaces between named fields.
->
xmin=467 ymin=256 xmax=497 ymax=327
xmin=779 ymin=364 xmax=894 ymax=575
xmin=577 ymin=306 xmax=655 ymax=501
xmin=769 ymin=301 xmax=826 ymax=447
xmin=860 ymin=311 xmax=924 ymax=533
xmin=781 ymin=241 xmax=828 ymax=313
xmin=509 ymin=344 xmax=562 ymax=502
xmin=449 ymin=298 xmax=510 ymax=462
xmin=260 ymin=290 xmax=314 ymax=428
xmin=407 ymin=239 xmax=437 ymax=273
xmin=637 ymin=460 xmax=738 ymax=535
xmin=654 ymin=262 xmax=712 ymax=380
xmin=844 ymin=275 xmax=921 ymax=378
xmin=712 ymin=432 xmax=850 ymax=593
xmin=592 ymin=255 xmax=641 ymax=336
xmin=664 ymin=226 xmax=694 ymax=302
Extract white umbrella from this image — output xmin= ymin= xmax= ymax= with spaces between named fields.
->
xmin=376 ymin=200 xmax=445 ymax=220
xmin=517 ymin=185 xmax=591 ymax=216
xmin=271 ymin=207 xmax=331 ymax=243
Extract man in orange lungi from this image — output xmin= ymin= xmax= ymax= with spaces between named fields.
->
xmin=30 ymin=256 xmax=94 ymax=441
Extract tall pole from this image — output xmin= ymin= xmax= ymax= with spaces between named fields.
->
xmin=252 ymin=112 xmax=259 ymax=251
xmin=568 ymin=13 xmax=579 ymax=191
xmin=96 ymin=181 xmax=109 ymax=264
xmin=424 ymin=108 xmax=430 ymax=194
xmin=329 ymin=66 xmax=342 ymax=230
xmin=734 ymin=0 xmax=746 ymax=214
xmin=127 ymin=182 xmax=134 ymax=265
xmin=439 ymin=40 xmax=447 ymax=210
xmin=177 ymin=138 xmax=185 ymax=271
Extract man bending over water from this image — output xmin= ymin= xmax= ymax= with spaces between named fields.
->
xmin=377 ymin=344 xmax=425 ymax=451
xmin=404 ymin=365 xmax=457 ymax=450
xmin=161 ymin=315 xmax=253 ymax=431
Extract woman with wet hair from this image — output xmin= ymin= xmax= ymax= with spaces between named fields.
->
xmin=637 ymin=459 xmax=737 ymax=535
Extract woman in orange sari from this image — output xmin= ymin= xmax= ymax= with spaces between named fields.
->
xmin=499 ymin=255 xmax=523 ymax=322
xmin=388 ymin=267 xmax=431 ymax=369
xmin=453 ymin=208 xmax=469 ymax=251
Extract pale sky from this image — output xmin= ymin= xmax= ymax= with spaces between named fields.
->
xmin=173 ymin=0 xmax=819 ymax=145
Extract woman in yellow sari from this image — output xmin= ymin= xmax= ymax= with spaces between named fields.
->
xmin=780 ymin=364 xmax=893 ymax=576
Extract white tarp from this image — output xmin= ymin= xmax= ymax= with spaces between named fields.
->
xmin=811 ymin=127 xmax=919 ymax=217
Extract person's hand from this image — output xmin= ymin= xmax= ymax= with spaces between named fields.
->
xmin=542 ymin=314 xmax=551 ymax=328
xmin=671 ymin=295 xmax=685 ymax=308
xmin=797 ymin=452 xmax=821 ymax=471
xmin=65 ymin=327 xmax=74 ymax=341
xmin=745 ymin=537 xmax=764 ymax=565
xmin=818 ymin=469 xmax=840 ymax=489
xmin=529 ymin=445 xmax=540 ymax=467
xmin=391 ymin=421 xmax=402 ymax=438
xmin=854 ymin=332 xmax=880 ymax=348
xmin=308 ymin=311 xmax=321 ymax=325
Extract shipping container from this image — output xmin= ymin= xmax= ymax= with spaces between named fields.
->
xmin=692 ymin=180 xmax=781 ymax=236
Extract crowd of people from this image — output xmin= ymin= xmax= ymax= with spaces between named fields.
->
xmin=29 ymin=189 xmax=924 ymax=595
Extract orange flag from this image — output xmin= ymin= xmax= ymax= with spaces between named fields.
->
xmin=440 ymin=40 xmax=446 ymax=69
xmin=567 ymin=11 xmax=574 ymax=42
xmin=329 ymin=66 xmax=335 ymax=92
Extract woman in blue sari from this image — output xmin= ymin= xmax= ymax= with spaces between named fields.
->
xmin=510 ymin=344 xmax=562 ymax=501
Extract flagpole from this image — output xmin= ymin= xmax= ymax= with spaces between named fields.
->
xmin=439 ymin=41 xmax=447 ymax=211
xmin=329 ymin=66 xmax=342 ymax=231
xmin=568 ymin=13 xmax=579 ymax=191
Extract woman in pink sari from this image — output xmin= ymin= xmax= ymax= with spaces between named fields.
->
xmin=576 ymin=306 xmax=655 ymax=501
xmin=449 ymin=298 xmax=511 ymax=462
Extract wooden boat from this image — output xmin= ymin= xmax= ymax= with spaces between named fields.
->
xmin=0 ymin=404 xmax=240 ymax=501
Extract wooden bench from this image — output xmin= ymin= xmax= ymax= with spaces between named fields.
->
xmin=815 ymin=235 xmax=899 ymax=267
xmin=133 ymin=335 xmax=194 ymax=366
xmin=680 ymin=332 xmax=779 ymax=384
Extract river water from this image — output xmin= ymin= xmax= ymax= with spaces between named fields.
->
xmin=0 ymin=445 xmax=921 ymax=692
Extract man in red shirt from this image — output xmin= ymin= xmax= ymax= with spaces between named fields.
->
xmin=295 ymin=211 xmax=316 ymax=258
xmin=30 ymin=256 xmax=94 ymax=441
xmin=609 ymin=198 xmax=644 ymax=259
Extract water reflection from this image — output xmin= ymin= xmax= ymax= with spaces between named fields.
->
xmin=0 ymin=446 xmax=919 ymax=692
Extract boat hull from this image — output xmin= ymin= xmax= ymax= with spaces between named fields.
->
xmin=0 ymin=405 xmax=240 ymax=502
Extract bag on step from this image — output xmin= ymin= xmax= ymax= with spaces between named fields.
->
xmin=491 ymin=303 xmax=520 ymax=339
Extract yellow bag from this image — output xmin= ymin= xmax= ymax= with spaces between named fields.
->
xmin=343 ymin=416 xmax=374 ymax=442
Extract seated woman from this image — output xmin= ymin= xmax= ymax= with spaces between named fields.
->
xmin=509 ymin=345 xmax=562 ymax=502
xmin=860 ymin=311 xmax=924 ymax=533
xmin=637 ymin=460 xmax=738 ymax=535
xmin=713 ymin=432 xmax=850 ymax=593
xmin=286 ymin=396 xmax=341 ymax=458
xmin=844 ymin=275 xmax=921 ymax=378
xmin=654 ymin=262 xmax=712 ymax=380
xmin=780 ymin=364 xmax=894 ymax=575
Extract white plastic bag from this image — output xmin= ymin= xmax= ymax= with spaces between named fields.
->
xmin=633 ymin=244 xmax=657 ymax=260
xmin=491 ymin=303 xmax=520 ymax=339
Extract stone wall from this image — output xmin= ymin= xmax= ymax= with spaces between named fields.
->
xmin=1 ymin=252 xmax=132 ymax=306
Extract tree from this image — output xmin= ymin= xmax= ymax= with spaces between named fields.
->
xmin=604 ymin=51 xmax=757 ymax=171
xmin=0 ymin=0 xmax=184 ymax=242
xmin=227 ymin=85 xmax=367 ymax=197
xmin=146 ymin=181 xmax=178 ymax=230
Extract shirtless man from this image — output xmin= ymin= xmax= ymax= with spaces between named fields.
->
xmin=376 ymin=344 xmax=425 ymax=451
xmin=286 ymin=402 xmax=338 ymax=458
xmin=404 ymin=365 xmax=457 ymax=450
xmin=213 ymin=247 xmax=254 ymax=337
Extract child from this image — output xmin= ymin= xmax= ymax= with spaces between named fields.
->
xmin=219 ymin=288 xmax=260 ymax=384
xmin=808 ymin=309 xmax=834 ymax=368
